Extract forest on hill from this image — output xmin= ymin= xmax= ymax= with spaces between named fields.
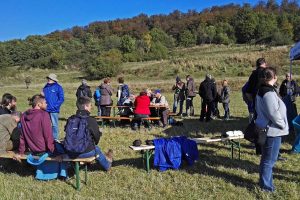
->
xmin=0 ymin=0 xmax=299 ymax=79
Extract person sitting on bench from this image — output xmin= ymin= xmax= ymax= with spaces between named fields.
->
xmin=131 ymin=90 xmax=151 ymax=130
xmin=64 ymin=96 xmax=113 ymax=171
xmin=14 ymin=94 xmax=66 ymax=180
xmin=151 ymin=89 xmax=169 ymax=128
xmin=0 ymin=111 xmax=21 ymax=151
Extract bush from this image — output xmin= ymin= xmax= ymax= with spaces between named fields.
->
xmin=85 ymin=49 xmax=122 ymax=80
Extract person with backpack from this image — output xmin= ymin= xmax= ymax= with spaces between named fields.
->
xmin=199 ymin=74 xmax=217 ymax=122
xmin=94 ymin=86 xmax=102 ymax=116
xmin=76 ymin=79 xmax=92 ymax=100
xmin=116 ymin=77 xmax=130 ymax=106
xmin=185 ymin=75 xmax=196 ymax=117
xmin=64 ymin=96 xmax=113 ymax=171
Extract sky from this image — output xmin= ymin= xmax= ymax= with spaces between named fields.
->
xmin=0 ymin=0 xmax=281 ymax=41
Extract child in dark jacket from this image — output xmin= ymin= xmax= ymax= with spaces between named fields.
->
xmin=221 ymin=80 xmax=230 ymax=120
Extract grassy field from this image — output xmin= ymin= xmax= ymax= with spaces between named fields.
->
xmin=0 ymin=45 xmax=300 ymax=199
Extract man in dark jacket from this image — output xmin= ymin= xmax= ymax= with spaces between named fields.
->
xmin=245 ymin=58 xmax=267 ymax=155
xmin=42 ymin=73 xmax=64 ymax=139
xmin=199 ymin=74 xmax=217 ymax=122
xmin=0 ymin=93 xmax=17 ymax=115
xmin=66 ymin=96 xmax=113 ymax=171
xmin=185 ymin=75 xmax=196 ymax=117
xmin=245 ymin=58 xmax=267 ymax=104
xmin=76 ymin=79 xmax=92 ymax=99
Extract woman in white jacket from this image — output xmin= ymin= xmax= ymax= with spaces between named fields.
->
xmin=255 ymin=67 xmax=289 ymax=192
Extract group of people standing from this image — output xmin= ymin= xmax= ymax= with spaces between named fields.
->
xmin=243 ymin=57 xmax=300 ymax=192
xmin=172 ymin=74 xmax=230 ymax=121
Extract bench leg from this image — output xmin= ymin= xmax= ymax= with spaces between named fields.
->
xmin=229 ymin=140 xmax=241 ymax=160
xmin=85 ymin=164 xmax=88 ymax=184
xmin=75 ymin=161 xmax=80 ymax=191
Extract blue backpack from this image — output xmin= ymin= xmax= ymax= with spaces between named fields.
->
xmin=64 ymin=115 xmax=94 ymax=156
xmin=93 ymin=87 xmax=101 ymax=105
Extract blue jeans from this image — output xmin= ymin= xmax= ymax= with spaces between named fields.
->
xmin=50 ymin=113 xmax=59 ymax=139
xmin=222 ymin=103 xmax=230 ymax=119
xmin=259 ymin=136 xmax=281 ymax=192
xmin=77 ymin=146 xmax=111 ymax=171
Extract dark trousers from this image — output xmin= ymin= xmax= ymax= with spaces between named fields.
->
xmin=173 ymin=94 xmax=184 ymax=114
xmin=132 ymin=114 xmax=150 ymax=128
xmin=186 ymin=97 xmax=194 ymax=116
xmin=200 ymin=100 xmax=213 ymax=121
xmin=223 ymin=103 xmax=230 ymax=119
xmin=161 ymin=109 xmax=169 ymax=126
xmin=100 ymin=106 xmax=111 ymax=117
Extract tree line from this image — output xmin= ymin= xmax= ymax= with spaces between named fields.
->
xmin=0 ymin=0 xmax=299 ymax=79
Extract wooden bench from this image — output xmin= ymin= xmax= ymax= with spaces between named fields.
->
xmin=129 ymin=134 xmax=244 ymax=172
xmin=95 ymin=116 xmax=132 ymax=127
xmin=0 ymin=151 xmax=97 ymax=191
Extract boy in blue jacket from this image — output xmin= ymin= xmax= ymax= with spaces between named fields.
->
xmin=42 ymin=73 xmax=64 ymax=140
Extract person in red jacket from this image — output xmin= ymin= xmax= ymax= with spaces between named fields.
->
xmin=132 ymin=90 xmax=151 ymax=130
xmin=16 ymin=95 xmax=56 ymax=158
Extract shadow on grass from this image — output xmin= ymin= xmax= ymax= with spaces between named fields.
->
xmin=162 ymin=116 xmax=249 ymax=137
xmin=184 ymin=149 xmax=300 ymax=190
xmin=0 ymin=159 xmax=35 ymax=177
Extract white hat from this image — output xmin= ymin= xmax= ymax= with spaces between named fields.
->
xmin=46 ymin=73 xmax=58 ymax=82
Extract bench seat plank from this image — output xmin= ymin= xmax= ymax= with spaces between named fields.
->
xmin=0 ymin=151 xmax=96 ymax=162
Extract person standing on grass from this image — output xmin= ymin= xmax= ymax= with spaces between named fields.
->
xmin=42 ymin=73 xmax=64 ymax=140
xmin=185 ymin=75 xmax=196 ymax=117
xmin=76 ymin=79 xmax=92 ymax=100
xmin=100 ymin=77 xmax=113 ymax=118
xmin=199 ymin=74 xmax=217 ymax=122
xmin=255 ymin=67 xmax=288 ymax=192
xmin=172 ymin=76 xmax=185 ymax=116
xmin=245 ymin=58 xmax=267 ymax=155
xmin=64 ymin=96 xmax=113 ymax=171
xmin=0 ymin=93 xmax=17 ymax=115
xmin=220 ymin=79 xmax=230 ymax=120
xmin=116 ymin=77 xmax=130 ymax=106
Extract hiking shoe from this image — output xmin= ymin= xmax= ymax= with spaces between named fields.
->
xmin=105 ymin=149 xmax=113 ymax=163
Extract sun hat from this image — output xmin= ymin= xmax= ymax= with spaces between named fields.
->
xmin=46 ymin=73 xmax=58 ymax=82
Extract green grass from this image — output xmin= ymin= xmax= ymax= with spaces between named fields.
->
xmin=0 ymin=45 xmax=300 ymax=199
xmin=0 ymin=79 xmax=300 ymax=200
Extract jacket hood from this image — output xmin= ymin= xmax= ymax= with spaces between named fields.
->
xmin=76 ymin=110 xmax=90 ymax=117
xmin=23 ymin=109 xmax=45 ymax=121
xmin=100 ymin=83 xmax=109 ymax=89
xmin=258 ymin=84 xmax=275 ymax=97
xmin=79 ymin=84 xmax=90 ymax=90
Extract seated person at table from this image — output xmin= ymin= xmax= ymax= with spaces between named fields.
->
xmin=64 ymin=97 xmax=113 ymax=171
xmin=0 ymin=111 xmax=21 ymax=151
xmin=151 ymin=89 xmax=169 ymax=128
xmin=131 ymin=90 xmax=151 ymax=130
xmin=118 ymin=94 xmax=135 ymax=126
